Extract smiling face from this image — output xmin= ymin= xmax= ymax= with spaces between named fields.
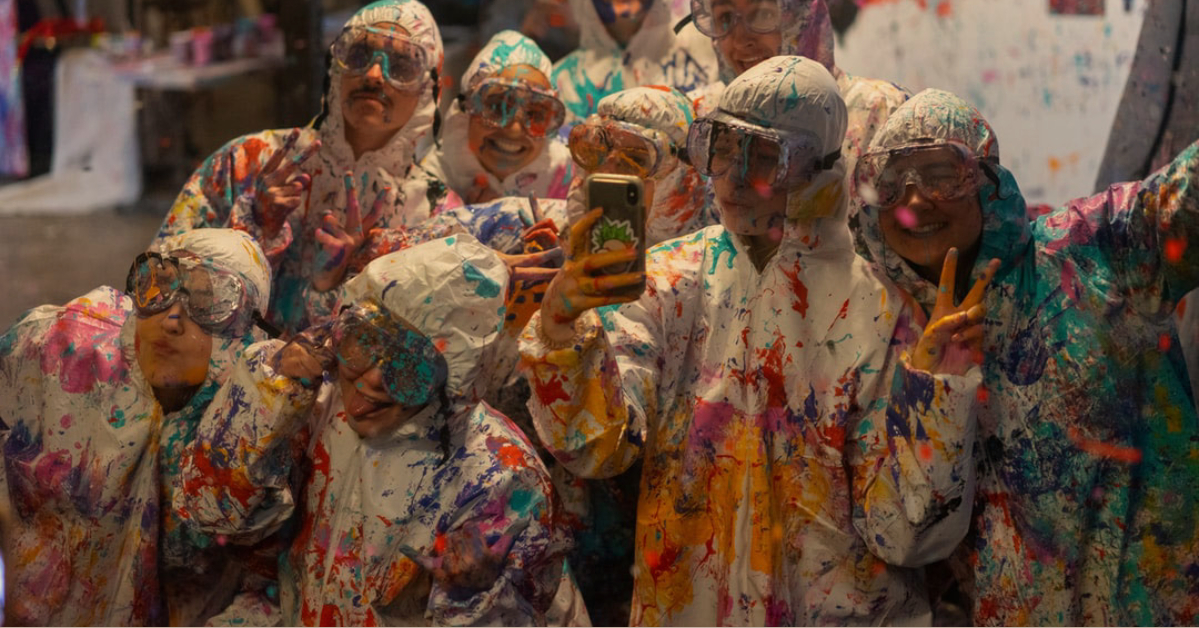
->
xmin=467 ymin=65 xmax=552 ymax=180
xmin=876 ymin=154 xmax=985 ymax=279
xmin=712 ymin=0 xmax=784 ymax=75
xmin=339 ymin=23 xmax=424 ymax=151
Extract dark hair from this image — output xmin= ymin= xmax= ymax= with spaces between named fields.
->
xmin=979 ymin=161 xmax=1011 ymax=202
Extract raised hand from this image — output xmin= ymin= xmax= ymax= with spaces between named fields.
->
xmin=539 ymin=207 xmax=645 ymax=344
xmin=912 ymin=248 xmax=1001 ymax=375
xmin=522 ymin=195 xmax=560 ymax=253
xmin=271 ymin=321 xmax=339 ymax=388
xmin=255 ymin=128 xmax=322 ymax=238
xmin=312 ymin=173 xmax=391 ymax=292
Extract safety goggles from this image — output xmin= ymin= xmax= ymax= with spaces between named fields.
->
xmin=690 ymin=0 xmax=786 ymax=39
xmin=687 ymin=110 xmax=836 ymax=189
xmin=854 ymin=141 xmax=983 ymax=208
xmin=331 ymin=25 xmax=430 ymax=92
xmin=568 ymin=116 xmax=681 ymax=180
xmin=125 ymin=252 xmax=266 ymax=338
xmin=333 ymin=300 xmax=448 ymax=408
xmin=462 ymin=78 xmax=566 ymax=139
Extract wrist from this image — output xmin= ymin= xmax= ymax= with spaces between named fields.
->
xmin=538 ymin=312 xmax=583 ymax=349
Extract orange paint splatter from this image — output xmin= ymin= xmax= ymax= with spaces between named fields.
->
xmin=918 ymin=441 xmax=934 ymax=462
xmin=1067 ymin=426 xmax=1142 ymax=464
xmin=1048 ymin=157 xmax=1062 ymax=174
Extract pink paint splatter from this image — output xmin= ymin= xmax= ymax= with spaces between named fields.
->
xmin=895 ymin=205 xmax=917 ymax=228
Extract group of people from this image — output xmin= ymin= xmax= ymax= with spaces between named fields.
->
xmin=1 ymin=0 xmax=1197 ymax=626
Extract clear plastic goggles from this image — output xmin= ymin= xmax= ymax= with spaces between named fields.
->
xmin=854 ymin=141 xmax=983 ymax=208
xmin=687 ymin=110 xmax=834 ymax=189
xmin=568 ymin=116 xmax=681 ymax=180
xmin=462 ymin=78 xmax=566 ymax=138
xmin=125 ymin=252 xmax=261 ymax=338
xmin=333 ymin=300 xmax=448 ymax=408
xmin=691 ymin=0 xmax=786 ymax=39
xmin=330 ymin=25 xmax=430 ymax=92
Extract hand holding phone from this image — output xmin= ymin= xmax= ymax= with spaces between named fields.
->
xmin=538 ymin=174 xmax=648 ymax=344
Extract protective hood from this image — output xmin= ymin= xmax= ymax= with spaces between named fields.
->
xmin=340 ymin=235 xmax=509 ymax=404
xmin=717 ymin=55 xmax=851 ymax=249
xmin=422 ymin=30 xmax=573 ymax=199
xmin=855 ymin=89 xmax=1032 ymax=309
xmin=150 ymin=228 xmax=273 ymax=391
xmin=552 ymin=0 xmax=717 ymax=122
xmin=313 ymin=0 xmax=445 ymax=215
xmin=696 ymin=0 xmax=837 ymax=83
xmin=596 ymin=85 xmax=712 ymax=244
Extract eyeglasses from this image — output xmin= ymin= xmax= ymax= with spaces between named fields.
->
xmin=687 ymin=110 xmax=836 ymax=189
xmin=331 ymin=25 xmax=430 ymax=92
xmin=854 ymin=141 xmax=983 ymax=208
xmin=568 ymin=116 xmax=682 ymax=180
xmin=691 ymin=0 xmax=786 ymax=39
xmin=125 ymin=252 xmax=269 ymax=338
xmin=333 ymin=301 xmax=448 ymax=407
xmin=461 ymin=78 xmax=566 ymax=138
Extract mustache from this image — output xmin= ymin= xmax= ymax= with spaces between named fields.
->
xmin=349 ymin=85 xmax=392 ymax=106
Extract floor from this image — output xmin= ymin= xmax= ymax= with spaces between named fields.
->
xmin=0 ymin=207 xmax=166 ymax=329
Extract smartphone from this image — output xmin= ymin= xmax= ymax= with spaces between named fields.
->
xmin=586 ymin=173 xmax=647 ymax=298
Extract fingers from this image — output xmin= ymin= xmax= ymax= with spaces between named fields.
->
xmin=343 ymin=173 xmax=362 ymax=235
xmin=362 ymin=187 xmax=391 ymax=233
xmin=512 ymin=266 xmax=560 ymax=284
xmin=397 ymin=544 xmax=443 ymax=574
xmin=580 ymin=246 xmax=639 ymax=273
xmin=961 ymin=258 xmax=1001 ymax=309
xmin=577 ymin=272 xmax=645 ymax=295
xmin=950 ymin=324 xmax=985 ymax=345
xmin=276 ymin=138 xmax=322 ymax=183
xmin=506 ymin=247 xmax=564 ymax=269
xmin=936 ymin=247 xmax=959 ymax=310
xmin=261 ymin=128 xmax=301 ymax=177
xmin=568 ymin=208 xmax=604 ymax=259
xmin=529 ymin=194 xmax=545 ymax=224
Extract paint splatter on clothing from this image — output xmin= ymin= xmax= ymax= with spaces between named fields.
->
xmin=0 ymin=286 xmax=277 ymax=626
xmin=520 ymin=220 xmax=981 ymax=625
xmin=857 ymin=89 xmax=1199 ymax=626
xmin=551 ymin=0 xmax=718 ymax=124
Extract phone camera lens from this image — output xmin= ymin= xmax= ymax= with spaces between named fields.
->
xmin=627 ymin=185 xmax=639 ymax=205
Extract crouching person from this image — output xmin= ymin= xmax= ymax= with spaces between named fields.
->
xmin=175 ymin=235 xmax=571 ymax=626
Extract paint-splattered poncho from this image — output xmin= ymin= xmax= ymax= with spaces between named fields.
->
xmin=177 ymin=237 xmax=570 ymax=626
xmin=520 ymin=216 xmax=981 ymax=624
xmin=0 ymin=233 xmax=279 ymax=626
xmin=421 ymin=30 xmax=574 ymax=202
xmin=550 ymin=0 xmax=718 ymax=124
xmin=857 ymin=89 xmax=1199 ymax=626
xmin=154 ymin=1 xmax=459 ymax=336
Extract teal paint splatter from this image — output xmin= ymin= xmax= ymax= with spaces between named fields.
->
xmin=709 ymin=231 xmax=739 ymax=274
xmin=509 ymin=488 xmax=535 ymax=515
xmin=462 ymin=261 xmax=502 ymax=298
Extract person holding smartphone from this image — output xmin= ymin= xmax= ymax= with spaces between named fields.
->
xmin=519 ymin=56 xmax=992 ymax=625
xmin=0 ymin=230 xmax=279 ymax=626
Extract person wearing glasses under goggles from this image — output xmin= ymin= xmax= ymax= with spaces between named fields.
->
xmin=855 ymin=89 xmax=1199 ymax=627
xmin=551 ymin=0 xmax=718 ymax=124
xmin=521 ymin=57 xmax=988 ymax=625
xmin=422 ymin=30 xmax=573 ymax=205
xmin=155 ymin=0 xmax=461 ymax=336
xmin=174 ymin=236 xmax=580 ymax=626
xmin=686 ymin=0 xmax=909 ymax=229
xmin=0 ymin=230 xmax=283 ymax=626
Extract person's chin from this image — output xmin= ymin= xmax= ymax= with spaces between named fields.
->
xmin=347 ymin=406 xmax=402 ymax=439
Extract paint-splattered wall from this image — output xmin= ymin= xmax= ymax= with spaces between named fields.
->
xmin=835 ymin=0 xmax=1145 ymax=206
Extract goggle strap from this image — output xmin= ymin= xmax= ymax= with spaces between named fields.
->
xmin=674 ymin=13 xmax=693 ymax=34
xmin=819 ymin=149 xmax=841 ymax=171
xmin=253 ymin=311 xmax=282 ymax=339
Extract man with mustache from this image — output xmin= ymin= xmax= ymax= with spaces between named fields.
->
xmin=154 ymin=0 xmax=463 ymax=336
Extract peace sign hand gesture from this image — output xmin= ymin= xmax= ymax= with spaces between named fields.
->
xmin=312 ymin=173 xmax=392 ymax=292
xmin=912 ymin=248 xmax=1002 ymax=375
xmin=255 ymin=128 xmax=321 ymax=238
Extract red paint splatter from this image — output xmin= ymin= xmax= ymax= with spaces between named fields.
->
xmin=532 ymin=374 xmax=571 ymax=405
xmin=977 ymin=384 xmax=990 ymax=403
xmin=1165 ymin=237 xmax=1187 ymax=263
xmin=1159 ymin=334 xmax=1172 ymax=352
xmin=781 ymin=264 xmax=810 ymax=318
xmin=918 ymin=441 xmax=934 ymax=462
